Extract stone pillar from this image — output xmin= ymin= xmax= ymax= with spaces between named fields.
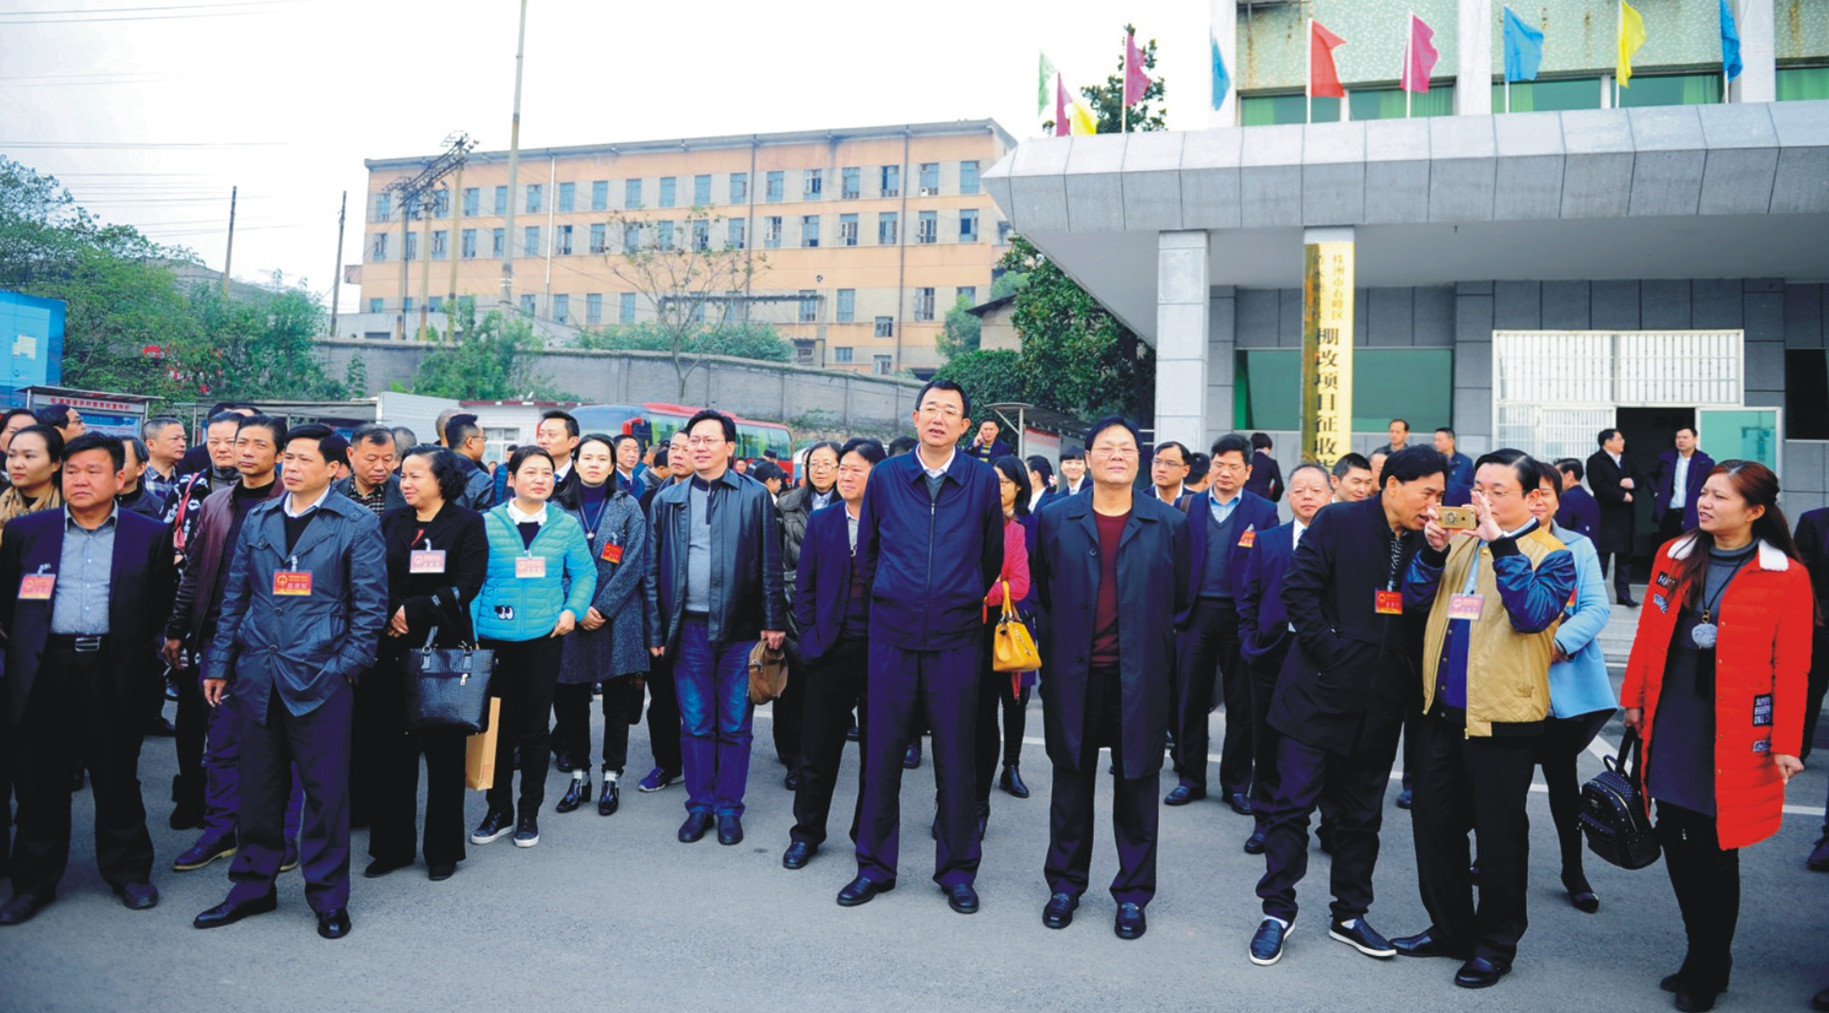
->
xmin=1732 ymin=0 xmax=1775 ymax=103
xmin=1457 ymin=0 xmax=1494 ymax=116
xmin=1155 ymin=231 xmax=1211 ymax=448
xmin=1210 ymin=0 xmax=1239 ymax=128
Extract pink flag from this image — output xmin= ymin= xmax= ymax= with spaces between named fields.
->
xmin=1401 ymin=13 xmax=1440 ymax=93
xmin=1124 ymin=31 xmax=1148 ymax=105
xmin=1054 ymin=74 xmax=1070 ymax=137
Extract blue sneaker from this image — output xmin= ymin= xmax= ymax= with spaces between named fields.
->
xmin=637 ymin=767 xmax=681 ymax=793
xmin=1249 ymin=917 xmax=1290 ymax=966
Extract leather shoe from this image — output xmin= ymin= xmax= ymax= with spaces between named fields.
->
xmin=554 ymin=772 xmax=591 ymax=814
xmin=677 ymin=812 xmax=713 ymax=843
xmin=716 ymin=814 xmax=744 ymax=846
xmin=1249 ymin=917 xmax=1290 ymax=966
xmin=1041 ymin=892 xmax=1078 ymax=929
xmin=944 ymin=882 xmax=980 ymax=915
xmin=1453 ymin=956 xmax=1509 ymax=989
xmin=1392 ymin=929 xmax=1469 ymax=960
xmin=0 ymin=893 xmax=53 ymax=926
xmin=1674 ymin=989 xmax=1719 ymax=1012
xmin=836 ymin=875 xmax=894 ymax=907
xmin=1395 ymin=787 xmax=1413 ymax=810
xmin=1243 ymin=830 xmax=1266 ymax=854
xmin=193 ymin=890 xmax=277 ymax=929
xmin=1164 ymin=784 xmax=1205 ymax=806
xmin=1567 ymin=880 xmax=1600 ymax=913
xmin=114 ymin=882 xmax=159 ymax=911
xmin=1114 ymin=902 xmax=1146 ymax=940
xmin=782 ymin=841 xmax=815 ymax=870
xmin=1618 ymin=596 xmax=1639 ymax=608
xmin=363 ymin=857 xmax=411 ymax=879
xmin=427 ymin=863 xmax=456 ymax=882
xmin=1000 ymin=763 xmax=1030 ymax=799
xmin=172 ymin=832 xmax=237 ymax=872
xmin=316 ymin=908 xmax=352 ymax=940
xmin=1808 ymin=835 xmax=1829 ymax=871
xmin=1229 ymin=792 xmax=1255 ymax=816
xmin=903 ymin=741 xmax=922 ymax=769
xmin=597 ymin=779 xmax=620 ymax=816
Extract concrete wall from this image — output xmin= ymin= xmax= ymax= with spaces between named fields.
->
xmin=318 ymin=338 xmax=924 ymax=431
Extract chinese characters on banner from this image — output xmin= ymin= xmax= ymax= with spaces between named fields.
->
xmin=1301 ymin=241 xmax=1355 ymax=466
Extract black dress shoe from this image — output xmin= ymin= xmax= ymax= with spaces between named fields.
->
xmin=782 ymin=841 xmax=815 ymax=870
xmin=316 ymin=908 xmax=352 ymax=940
xmin=836 ymin=875 xmax=894 ymax=907
xmin=1674 ymin=989 xmax=1719 ymax=1012
xmin=427 ymin=863 xmax=456 ymax=882
xmin=1618 ymin=596 xmax=1639 ymax=608
xmin=1808 ymin=835 xmax=1829 ymax=871
xmin=114 ymin=882 xmax=159 ymax=911
xmin=0 ymin=893 xmax=52 ymax=925
xmin=1042 ymin=892 xmax=1078 ymax=929
xmin=717 ymin=814 xmax=744 ymax=846
xmin=1114 ymin=902 xmax=1146 ymax=940
xmin=597 ymin=779 xmax=620 ymax=816
xmin=1243 ymin=830 xmax=1266 ymax=854
xmin=1164 ymin=784 xmax=1205 ymax=806
xmin=1392 ymin=929 xmax=1469 ymax=960
xmin=193 ymin=890 xmax=278 ymax=929
xmin=903 ymin=742 xmax=922 ymax=769
xmin=1000 ymin=764 xmax=1030 ymax=799
xmin=363 ymin=858 xmax=411 ymax=879
xmin=555 ymin=772 xmax=591 ymax=814
xmin=172 ymin=832 xmax=237 ymax=872
xmin=1563 ymin=874 xmax=1600 ymax=913
xmin=1249 ymin=917 xmax=1290 ymax=966
xmin=944 ymin=882 xmax=980 ymax=914
xmin=1453 ymin=956 xmax=1509 ymax=989
xmin=1229 ymin=792 xmax=1255 ymax=816
xmin=1810 ymin=981 xmax=1829 ymax=1012
xmin=678 ymin=812 xmax=713 ymax=844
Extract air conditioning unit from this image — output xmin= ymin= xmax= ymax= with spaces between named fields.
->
xmin=918 ymin=187 xmax=938 ymax=197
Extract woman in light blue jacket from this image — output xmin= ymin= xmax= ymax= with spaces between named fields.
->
xmin=469 ymin=447 xmax=597 ymax=851
xmin=1531 ymin=466 xmax=1617 ymax=913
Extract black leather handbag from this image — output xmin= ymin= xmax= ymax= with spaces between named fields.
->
xmin=403 ymin=627 xmax=495 ymax=734
xmin=1579 ymin=729 xmax=1662 ymax=870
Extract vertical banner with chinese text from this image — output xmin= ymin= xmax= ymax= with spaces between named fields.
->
xmin=1300 ymin=238 xmax=1354 ymax=466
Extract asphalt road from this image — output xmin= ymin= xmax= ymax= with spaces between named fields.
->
xmin=1 ymin=699 xmax=1825 ymax=1013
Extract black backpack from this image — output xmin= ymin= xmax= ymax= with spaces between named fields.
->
xmin=1579 ymin=729 xmax=1662 ymax=870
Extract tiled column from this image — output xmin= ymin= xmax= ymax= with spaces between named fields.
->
xmin=1155 ymin=230 xmax=1211 ymax=447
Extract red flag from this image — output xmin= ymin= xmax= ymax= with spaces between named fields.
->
xmin=1054 ymin=74 xmax=1070 ymax=137
xmin=1401 ymin=14 xmax=1440 ymax=93
xmin=1309 ymin=20 xmax=1347 ymax=99
xmin=1124 ymin=31 xmax=1147 ymax=106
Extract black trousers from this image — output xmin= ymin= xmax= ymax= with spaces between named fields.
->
xmin=552 ymin=678 xmax=634 ymax=774
xmin=1803 ymin=626 xmax=1829 ymax=762
xmin=974 ymin=629 xmax=1031 ymax=805
xmin=9 ymin=646 xmax=154 ymax=897
xmin=226 ymin=684 xmax=353 ymax=912
xmin=1248 ymin=641 xmax=1292 ymax=827
xmin=1534 ymin=709 xmax=1612 ymax=887
xmin=367 ymin=655 xmax=467 ymax=867
xmin=1598 ymin=550 xmax=1634 ymax=600
xmin=645 ymin=653 xmax=682 ymax=773
xmin=1257 ymin=712 xmax=1401 ymax=924
xmin=790 ymin=635 xmax=868 ymax=847
xmin=347 ymin=674 xmax=381 ymax=829
xmin=1410 ymin=709 xmax=1539 ymax=964
xmin=1657 ymin=510 xmax=1686 ymax=547
xmin=1656 ymin=800 xmax=1740 ymax=994
xmin=1044 ymin=665 xmax=1158 ymax=905
xmin=481 ymin=637 xmax=563 ymax=817
xmin=172 ymin=661 xmax=207 ymax=819
xmin=1174 ymin=600 xmax=1249 ymax=794
xmin=773 ymin=647 xmax=806 ymax=770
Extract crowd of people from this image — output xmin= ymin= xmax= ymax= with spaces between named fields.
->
xmin=0 ymin=392 xmax=1822 ymax=1011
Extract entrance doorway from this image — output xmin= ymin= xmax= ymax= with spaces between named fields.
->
xmin=1616 ymin=406 xmax=1694 ymax=567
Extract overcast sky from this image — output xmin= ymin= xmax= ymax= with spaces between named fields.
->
xmin=2 ymin=0 xmax=1214 ymax=310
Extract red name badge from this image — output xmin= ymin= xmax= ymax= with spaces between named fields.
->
xmin=273 ymin=571 xmax=313 ymax=596
xmin=409 ymin=549 xmax=447 ymax=574
xmin=1238 ymin=527 xmax=1256 ymax=548
xmin=1448 ymin=593 xmax=1485 ymax=621
xmin=1374 ymin=589 xmax=1403 ymax=615
xmin=18 ymin=574 xmax=55 ymax=600
xmin=516 ymin=556 xmax=546 ymax=579
xmin=600 ymin=542 xmax=623 ymax=565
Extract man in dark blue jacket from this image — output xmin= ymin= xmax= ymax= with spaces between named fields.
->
xmin=1032 ymin=416 xmax=1189 ymax=941
xmin=1552 ymin=458 xmax=1599 ymax=542
xmin=1169 ymin=433 xmax=1280 ymax=814
xmin=194 ymin=425 xmax=387 ymax=941
xmin=840 ymin=380 xmax=1004 ymax=915
xmin=1651 ymin=426 xmax=1714 ymax=545
xmin=1433 ymin=428 xmax=1474 ymax=507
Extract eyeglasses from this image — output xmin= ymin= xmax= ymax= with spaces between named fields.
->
xmin=916 ymin=404 xmax=963 ymax=420
xmin=685 ymin=436 xmax=724 ymax=447
xmin=1151 ymin=457 xmax=1186 ymax=469
xmin=1210 ymin=462 xmax=1249 ymax=474
xmin=1090 ymin=445 xmax=1137 ymax=459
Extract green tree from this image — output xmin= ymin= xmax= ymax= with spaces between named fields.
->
xmin=931 ymin=349 xmax=1025 ymax=412
xmin=936 ymin=294 xmax=981 ymax=360
xmin=992 ymin=236 xmax=1154 ymax=423
xmin=406 ymin=301 xmax=571 ymax=400
xmin=1043 ymin=25 xmax=1167 ymax=135
xmin=166 ymin=284 xmax=346 ymax=401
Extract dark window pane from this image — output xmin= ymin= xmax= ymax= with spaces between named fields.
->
xmin=1787 ymin=350 xmax=1829 ymax=440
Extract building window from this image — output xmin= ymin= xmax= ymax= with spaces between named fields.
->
xmin=874 ymin=316 xmax=893 ymax=338
xmin=1617 ymin=73 xmax=1724 ymax=108
xmin=959 ymin=208 xmax=979 ymax=242
xmin=589 ymin=223 xmax=607 ymax=254
xmin=619 ymin=292 xmax=636 ymax=324
xmin=914 ymin=287 xmax=936 ymax=321
xmin=997 ymin=220 xmax=1012 ymax=244
xmin=804 ymin=168 xmax=822 ymax=198
xmin=368 ymin=298 xmax=383 ymax=313
xmin=659 ymin=176 xmax=676 ymax=208
xmin=729 ymin=172 xmax=748 ymax=202
xmin=801 ymin=215 xmax=820 ymax=248
xmin=520 ymin=294 xmax=536 ymax=316
xmin=625 ymin=179 xmax=642 ymax=209
xmin=1778 ymin=66 xmax=1829 ymax=101
xmin=960 ymin=160 xmax=980 ymax=195
xmin=491 ymin=228 xmax=505 ymax=258
xmin=1490 ymin=76 xmax=1601 ymax=112
xmin=557 ymin=181 xmax=574 ymax=212
xmin=694 ymin=174 xmax=711 ymax=205
xmin=918 ymin=162 xmax=939 ymax=194
xmin=552 ymin=294 xmax=570 ymax=324
xmin=493 ymin=185 xmax=507 ymax=214
xmin=916 ymin=211 xmax=937 ymax=245
xmin=1787 ymin=351 xmax=1829 ymax=438
xmin=656 ymin=220 xmax=675 ymax=251
xmin=525 ymin=184 xmax=542 ymax=214
xmin=1240 ymin=93 xmax=1336 ymax=125
xmin=461 ymin=228 xmax=477 ymax=259
xmin=429 ymin=296 xmax=443 ymax=311
xmin=371 ymin=233 xmax=388 ymax=260
xmin=873 ymin=355 xmax=892 ymax=376
xmin=878 ymin=212 xmax=897 ymax=245
xmin=404 ymin=232 xmax=418 ymax=261
xmin=430 ymin=190 xmax=449 ymax=218
xmin=523 ymin=226 xmax=541 ymax=257
xmin=591 ymin=180 xmax=609 ymax=211
xmin=430 ymin=230 xmax=448 ymax=259
xmin=766 ymin=170 xmax=784 ymax=202
xmin=727 ymin=218 xmax=746 ymax=249
xmin=799 ymin=289 xmax=818 ymax=323
xmin=833 ymin=347 xmax=853 ymax=364
xmin=956 ymin=285 xmax=976 ymax=306
xmin=557 ymin=224 xmax=573 ymax=255
xmin=621 ymin=223 xmax=641 ymax=254
xmin=1351 ymin=84 xmax=1455 ymax=120
xmin=403 ymin=297 xmax=414 ymax=313
xmin=375 ymin=193 xmax=391 ymax=221
xmin=836 ymin=288 xmax=855 ymax=323
xmin=462 ymin=187 xmax=479 ymax=216
xmin=837 ymin=213 xmax=858 ymax=246
xmin=691 ymin=219 xmax=709 ymax=252
xmin=586 ymin=293 xmax=603 ymax=325
xmin=763 ymin=216 xmax=782 ymax=248
xmin=841 ymin=166 xmax=861 ymax=200
xmin=880 ymin=164 xmax=900 ymax=197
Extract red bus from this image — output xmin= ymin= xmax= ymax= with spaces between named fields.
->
xmin=569 ymin=402 xmax=796 ymax=478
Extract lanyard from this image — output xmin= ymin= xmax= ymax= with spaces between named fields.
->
xmin=581 ymin=495 xmax=611 ymax=541
xmin=1699 ymin=554 xmax=1749 ymax=623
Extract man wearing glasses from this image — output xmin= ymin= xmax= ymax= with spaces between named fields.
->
xmin=1148 ymin=442 xmax=1190 ymax=506
xmin=840 ymin=379 xmax=1005 ymax=915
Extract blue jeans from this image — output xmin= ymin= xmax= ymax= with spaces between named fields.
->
xmin=673 ymin=616 xmax=757 ymax=817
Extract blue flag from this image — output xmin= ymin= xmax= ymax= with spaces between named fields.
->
xmin=1721 ymin=0 xmax=1743 ymax=81
xmin=1502 ymin=5 xmax=1544 ymax=83
xmin=1211 ymin=33 xmax=1231 ymax=110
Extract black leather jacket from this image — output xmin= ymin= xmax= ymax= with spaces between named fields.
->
xmin=645 ymin=469 xmax=785 ymax=650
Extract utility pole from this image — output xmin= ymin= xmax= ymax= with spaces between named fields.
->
xmin=499 ymin=0 xmax=529 ymax=312
xmin=419 ymin=190 xmax=435 ymax=339
xmin=329 ymin=190 xmax=346 ymax=339
xmin=447 ymin=161 xmax=463 ymax=338
xmin=384 ymin=132 xmax=474 ymax=341
xmin=222 ymin=185 xmax=238 ymax=295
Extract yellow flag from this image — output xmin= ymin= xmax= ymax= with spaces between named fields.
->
xmin=1618 ymin=0 xmax=1647 ymax=88
xmin=1069 ymin=97 xmax=1098 ymax=135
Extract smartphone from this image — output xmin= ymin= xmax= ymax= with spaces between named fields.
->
xmin=1438 ymin=506 xmax=1477 ymax=530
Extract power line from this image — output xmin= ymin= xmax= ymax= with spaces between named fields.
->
xmin=4 ymin=140 xmax=284 ymax=149
xmin=0 ymin=0 xmax=313 ymax=25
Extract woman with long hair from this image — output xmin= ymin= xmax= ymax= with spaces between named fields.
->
xmin=0 ymin=424 xmax=64 ymax=543
xmin=1622 ymin=460 xmax=1811 ymax=1013
xmin=975 ymin=456 xmax=1036 ymax=831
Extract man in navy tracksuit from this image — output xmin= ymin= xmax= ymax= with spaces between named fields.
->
xmin=840 ymin=380 xmax=1004 ymax=915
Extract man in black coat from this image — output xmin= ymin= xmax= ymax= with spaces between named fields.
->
xmin=1585 ymin=428 xmax=1639 ymax=606
xmin=1032 ymin=416 xmax=1189 ymax=941
xmin=1246 ymin=445 xmax=1445 ymax=967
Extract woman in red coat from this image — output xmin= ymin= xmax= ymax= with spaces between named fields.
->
xmin=1622 ymin=460 xmax=1811 ymax=1013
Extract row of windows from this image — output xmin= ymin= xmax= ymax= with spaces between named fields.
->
xmin=365 ymin=284 xmax=977 ymax=329
xmin=374 ymin=161 xmax=985 ymax=222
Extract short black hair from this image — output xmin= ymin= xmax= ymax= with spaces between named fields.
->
xmin=887 ymin=436 xmax=918 ymax=457
xmin=390 ymin=425 xmax=418 ymax=449
xmin=1382 ymin=444 xmax=1447 ymax=486
xmin=914 ymin=378 xmax=970 ymax=419
xmin=1331 ymin=452 xmax=1371 ymax=478
xmin=992 ymin=456 xmax=1033 ymax=518
xmin=1474 ymin=448 xmax=1543 ymax=493
xmin=839 ymin=437 xmax=887 ymax=466
xmin=284 ymin=423 xmax=346 ymax=467
xmin=61 ymin=432 xmax=123 ymax=470
xmin=653 ymin=447 xmax=670 ymax=468
xmin=1153 ymin=440 xmax=1189 ymax=465
xmin=750 ymin=460 xmax=785 ymax=483
xmin=1675 ymin=425 xmax=1697 ymax=438
xmin=1026 ymin=454 xmax=1055 ymax=485
xmin=1210 ymin=433 xmax=1251 ymax=462
xmin=141 ymin=415 xmax=184 ymax=441
xmin=683 ymin=409 xmax=737 ymax=445
xmin=1249 ymin=432 xmax=1272 ymax=451
xmin=445 ymin=413 xmax=481 ymax=448
xmin=1288 ymin=462 xmax=1330 ymax=485
xmin=1597 ymin=428 xmax=1621 ymax=446
xmin=1435 ymin=426 xmax=1456 ymax=438
xmin=610 ymin=433 xmax=643 ymax=455
xmin=1556 ymin=457 xmax=1586 ymax=482
xmin=402 ymin=445 xmax=467 ymax=503
xmin=508 ymin=445 xmax=556 ymax=476
xmin=9 ymin=424 xmax=64 ymax=462
xmin=206 ymin=410 xmax=243 ymax=430
xmin=1184 ymin=452 xmax=1210 ymax=484
xmin=1389 ymin=418 xmax=1410 ymax=431
xmin=350 ymin=423 xmax=395 ymax=449
xmin=540 ymin=409 xmax=580 ymax=439
xmin=121 ymin=435 xmax=150 ymax=467
xmin=1058 ymin=445 xmax=1085 ymax=462
xmin=33 ymin=403 xmax=75 ymax=428
xmin=1084 ymin=415 xmax=1141 ymax=453
xmin=236 ymin=414 xmax=287 ymax=447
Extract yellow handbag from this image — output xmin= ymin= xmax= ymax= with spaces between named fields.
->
xmin=992 ymin=580 xmax=1042 ymax=673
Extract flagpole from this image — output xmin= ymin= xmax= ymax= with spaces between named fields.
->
xmin=1306 ymin=18 xmax=1313 ymax=124
xmin=1503 ymin=5 xmax=1512 ymax=113
xmin=1615 ymin=0 xmax=1623 ymax=108
xmin=1121 ymin=31 xmax=1129 ymax=133
xmin=1723 ymin=0 xmax=1732 ymax=104
xmin=1404 ymin=12 xmax=1414 ymax=118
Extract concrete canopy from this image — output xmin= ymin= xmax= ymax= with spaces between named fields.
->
xmin=983 ymin=101 xmax=1829 ymax=345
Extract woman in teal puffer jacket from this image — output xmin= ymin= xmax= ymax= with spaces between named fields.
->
xmin=468 ymin=447 xmax=596 ymax=851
